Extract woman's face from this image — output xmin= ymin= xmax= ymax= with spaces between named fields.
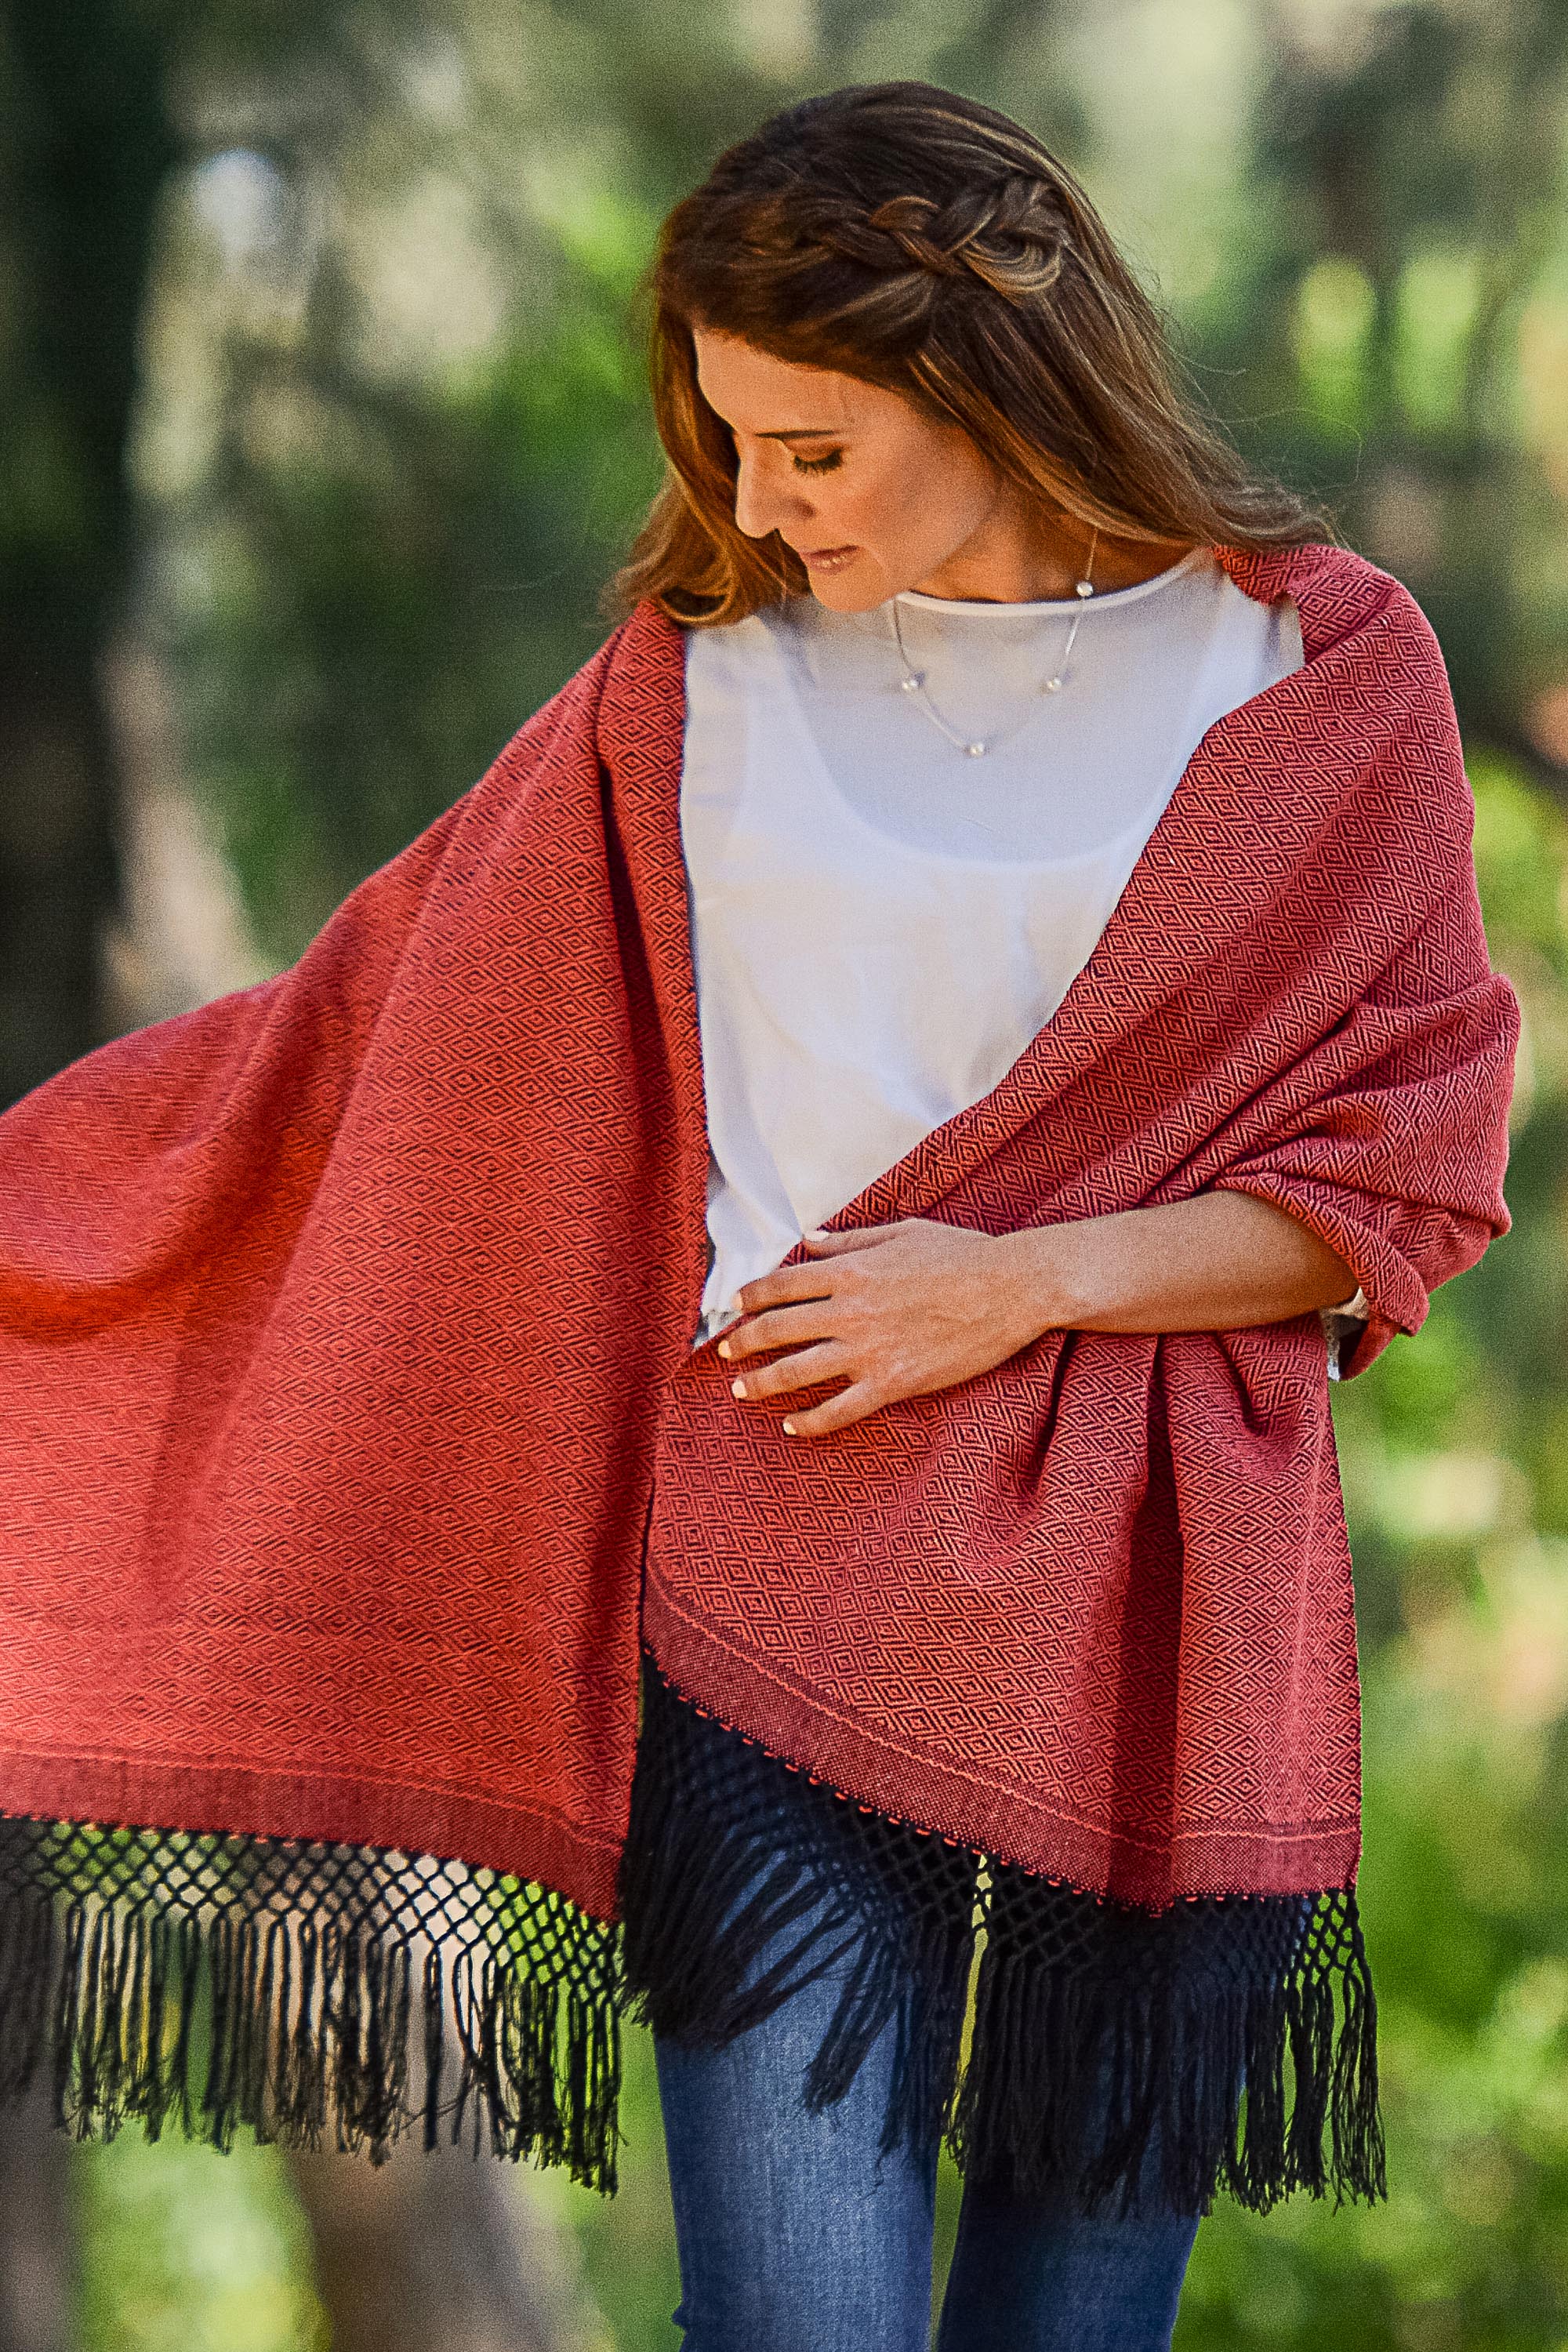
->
xmin=691 ymin=328 xmax=1042 ymax=611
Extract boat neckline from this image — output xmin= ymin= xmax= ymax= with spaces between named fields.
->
xmin=892 ymin=545 xmax=1212 ymax=617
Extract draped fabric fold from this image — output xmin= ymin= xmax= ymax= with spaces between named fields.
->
xmin=0 ymin=543 xmax=1519 ymax=2201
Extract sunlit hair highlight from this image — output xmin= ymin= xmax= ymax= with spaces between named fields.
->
xmin=605 ymin=81 xmax=1334 ymax=626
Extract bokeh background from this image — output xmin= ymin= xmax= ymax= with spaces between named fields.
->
xmin=2 ymin=1 xmax=1567 ymax=2345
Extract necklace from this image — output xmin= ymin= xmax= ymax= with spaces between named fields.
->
xmin=887 ymin=525 xmax=1100 ymax=758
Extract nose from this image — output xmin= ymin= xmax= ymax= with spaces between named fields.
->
xmin=733 ymin=452 xmax=811 ymax=544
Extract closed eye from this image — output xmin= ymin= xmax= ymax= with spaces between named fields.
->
xmin=791 ymin=449 xmax=844 ymax=475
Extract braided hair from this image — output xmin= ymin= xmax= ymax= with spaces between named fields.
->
xmin=748 ymin=177 xmax=1069 ymax=303
xmin=608 ymin=82 xmax=1334 ymax=624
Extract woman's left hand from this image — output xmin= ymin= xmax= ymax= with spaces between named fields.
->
xmin=717 ymin=1219 xmax=1051 ymax=1439
xmin=716 ymin=1192 xmax=1365 ymax=1439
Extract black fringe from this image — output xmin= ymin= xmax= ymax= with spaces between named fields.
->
xmin=620 ymin=1661 xmax=1386 ymax=2220
xmin=0 ymin=1670 xmax=1387 ymax=2219
xmin=0 ymin=1818 xmax=622 ymax=2191
xmin=950 ymin=1888 xmax=1385 ymax=2216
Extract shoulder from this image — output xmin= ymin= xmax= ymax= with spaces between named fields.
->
xmin=1224 ymin=541 xmax=1456 ymax=725
xmin=1272 ymin=543 xmax=1447 ymax=672
xmin=477 ymin=599 xmax=797 ymax=795
xmin=1295 ymin=551 xmax=1475 ymax=863
xmin=1216 ymin=544 xmax=1476 ymax=866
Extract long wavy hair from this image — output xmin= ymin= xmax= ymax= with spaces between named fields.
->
xmin=605 ymin=81 xmax=1334 ymax=626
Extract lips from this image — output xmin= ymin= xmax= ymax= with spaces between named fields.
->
xmin=798 ymin=544 xmax=858 ymax=565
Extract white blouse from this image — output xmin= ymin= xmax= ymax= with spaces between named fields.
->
xmin=680 ymin=547 xmax=1370 ymax=1372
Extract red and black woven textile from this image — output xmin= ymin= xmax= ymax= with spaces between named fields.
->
xmin=0 ymin=543 xmax=1519 ymax=2201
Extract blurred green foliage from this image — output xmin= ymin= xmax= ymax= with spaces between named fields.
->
xmin=74 ymin=2130 xmax=325 ymax=2351
xmin=1174 ymin=754 xmax=1568 ymax=2350
xmin=6 ymin=0 xmax=1568 ymax=2344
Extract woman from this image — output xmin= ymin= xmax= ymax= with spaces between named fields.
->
xmin=0 ymin=80 xmax=1519 ymax=2352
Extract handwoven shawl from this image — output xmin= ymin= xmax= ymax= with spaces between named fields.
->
xmin=0 ymin=541 xmax=1518 ymax=2201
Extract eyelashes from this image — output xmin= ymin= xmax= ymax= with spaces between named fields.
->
xmin=791 ymin=450 xmax=844 ymax=476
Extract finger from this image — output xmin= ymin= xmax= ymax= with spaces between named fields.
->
xmin=734 ymin=1225 xmax=912 ymax=1315
xmin=797 ymin=1222 xmax=906 ymax=1255
xmin=717 ymin=1303 xmax=838 ymax=1363
xmin=781 ymin=1381 xmax=884 ymax=1438
xmin=729 ymin=1341 xmax=846 ymax=1403
xmin=732 ymin=1261 xmax=839 ymax=1316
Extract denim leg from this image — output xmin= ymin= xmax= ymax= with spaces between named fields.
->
xmin=654 ymin=1907 xmax=940 ymax=2352
xmin=935 ymin=2173 xmax=1200 ymax=2352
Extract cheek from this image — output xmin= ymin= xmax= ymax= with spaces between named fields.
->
xmin=837 ymin=456 xmax=934 ymax=543
xmin=852 ymin=456 xmax=981 ymax=558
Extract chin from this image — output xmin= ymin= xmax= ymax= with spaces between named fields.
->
xmin=803 ymin=559 xmax=891 ymax=614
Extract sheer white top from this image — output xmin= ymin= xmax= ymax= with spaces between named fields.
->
xmin=679 ymin=546 xmax=1369 ymax=1369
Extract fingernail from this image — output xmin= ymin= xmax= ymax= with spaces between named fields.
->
xmin=782 ymin=1419 xmax=797 ymax=1436
xmin=731 ymin=1378 xmax=747 ymax=1399
xmin=717 ymin=1339 xmax=731 ymax=1359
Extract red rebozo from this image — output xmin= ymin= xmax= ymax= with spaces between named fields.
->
xmin=0 ymin=542 xmax=1519 ymax=2193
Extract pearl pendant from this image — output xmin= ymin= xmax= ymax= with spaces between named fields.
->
xmin=886 ymin=552 xmax=1093 ymax=756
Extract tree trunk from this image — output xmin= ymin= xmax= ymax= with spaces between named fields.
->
xmin=287 ymin=2141 xmax=610 ymax=2352
xmin=0 ymin=2094 xmax=75 ymax=2352
xmin=0 ymin=2 xmax=177 ymax=1105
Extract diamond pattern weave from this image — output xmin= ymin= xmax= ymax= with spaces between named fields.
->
xmin=0 ymin=541 xmax=1519 ymax=1973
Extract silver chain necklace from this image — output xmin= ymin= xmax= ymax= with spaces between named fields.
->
xmin=887 ymin=525 xmax=1100 ymax=758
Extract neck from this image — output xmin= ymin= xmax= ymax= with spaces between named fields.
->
xmin=911 ymin=510 xmax=1198 ymax=604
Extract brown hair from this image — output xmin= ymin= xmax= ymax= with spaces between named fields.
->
xmin=605 ymin=81 xmax=1334 ymax=626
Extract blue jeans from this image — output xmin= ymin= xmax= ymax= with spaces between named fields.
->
xmin=653 ymin=1912 xmax=1201 ymax=2351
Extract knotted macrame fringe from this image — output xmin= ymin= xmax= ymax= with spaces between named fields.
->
xmin=0 ymin=1817 xmax=622 ymax=2191
xmin=948 ymin=1911 xmax=1385 ymax=2216
xmin=0 ymin=1671 xmax=1387 ymax=2219
xmin=620 ymin=1661 xmax=1386 ymax=2219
